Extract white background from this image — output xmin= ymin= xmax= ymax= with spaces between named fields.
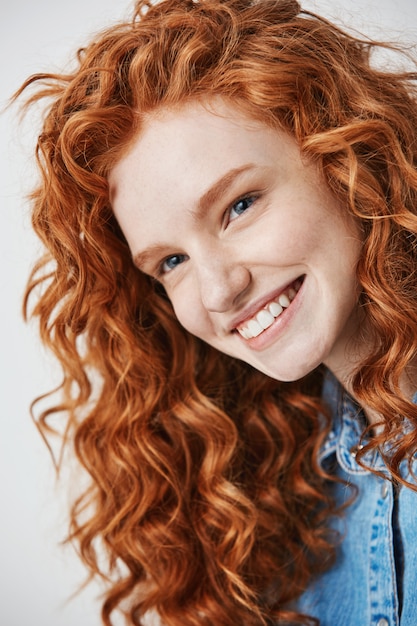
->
xmin=1 ymin=1 xmax=416 ymax=625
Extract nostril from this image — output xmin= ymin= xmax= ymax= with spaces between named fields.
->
xmin=199 ymin=263 xmax=251 ymax=313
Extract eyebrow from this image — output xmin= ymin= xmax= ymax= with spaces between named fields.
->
xmin=195 ymin=163 xmax=255 ymax=218
xmin=132 ymin=163 xmax=255 ymax=272
xmin=133 ymin=244 xmax=171 ymax=274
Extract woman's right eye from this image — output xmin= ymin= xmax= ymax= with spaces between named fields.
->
xmin=160 ymin=253 xmax=188 ymax=274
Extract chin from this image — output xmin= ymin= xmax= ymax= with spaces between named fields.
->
xmin=248 ymin=351 xmax=326 ymax=382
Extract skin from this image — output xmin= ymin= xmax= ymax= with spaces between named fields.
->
xmin=109 ymin=98 xmax=364 ymax=386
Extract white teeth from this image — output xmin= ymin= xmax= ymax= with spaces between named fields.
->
xmin=278 ymin=293 xmax=291 ymax=308
xmin=239 ymin=327 xmax=251 ymax=340
xmin=268 ymin=301 xmax=283 ymax=317
xmin=247 ymin=319 xmax=264 ymax=337
xmin=236 ymin=279 xmax=303 ymax=340
xmin=256 ymin=309 xmax=275 ymax=330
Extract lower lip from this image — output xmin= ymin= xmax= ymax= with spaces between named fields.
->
xmin=237 ymin=278 xmax=305 ymax=351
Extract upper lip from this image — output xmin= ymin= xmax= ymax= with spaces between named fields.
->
xmin=227 ymin=278 xmax=301 ymax=332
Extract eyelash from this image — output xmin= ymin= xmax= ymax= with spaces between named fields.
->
xmin=228 ymin=194 xmax=257 ymax=222
xmin=159 ymin=253 xmax=188 ymax=275
xmin=157 ymin=193 xmax=258 ymax=276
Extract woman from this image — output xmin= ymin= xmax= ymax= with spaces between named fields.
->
xmin=19 ymin=0 xmax=417 ymax=624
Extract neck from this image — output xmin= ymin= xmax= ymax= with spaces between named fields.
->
xmin=326 ymin=354 xmax=417 ymax=428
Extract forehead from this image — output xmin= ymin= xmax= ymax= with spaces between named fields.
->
xmin=108 ymin=97 xmax=299 ymax=214
xmin=112 ymin=100 xmax=266 ymax=174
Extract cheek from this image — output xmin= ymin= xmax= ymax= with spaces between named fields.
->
xmin=169 ymin=289 xmax=210 ymax=340
xmin=255 ymin=214 xmax=320 ymax=265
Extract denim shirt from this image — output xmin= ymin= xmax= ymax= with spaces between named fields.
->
xmin=296 ymin=372 xmax=417 ymax=626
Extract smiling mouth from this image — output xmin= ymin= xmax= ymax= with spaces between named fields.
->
xmin=236 ymin=277 xmax=304 ymax=340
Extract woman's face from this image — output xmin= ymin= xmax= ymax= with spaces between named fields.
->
xmin=109 ymin=98 xmax=363 ymax=382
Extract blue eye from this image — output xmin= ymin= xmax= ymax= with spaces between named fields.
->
xmin=161 ymin=253 xmax=188 ymax=273
xmin=229 ymin=195 xmax=256 ymax=221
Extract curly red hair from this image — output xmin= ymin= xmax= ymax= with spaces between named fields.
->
xmin=18 ymin=0 xmax=417 ymax=624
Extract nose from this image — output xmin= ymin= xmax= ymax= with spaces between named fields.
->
xmin=196 ymin=253 xmax=251 ymax=313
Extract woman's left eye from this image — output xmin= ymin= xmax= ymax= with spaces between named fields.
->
xmin=228 ymin=195 xmax=256 ymax=221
